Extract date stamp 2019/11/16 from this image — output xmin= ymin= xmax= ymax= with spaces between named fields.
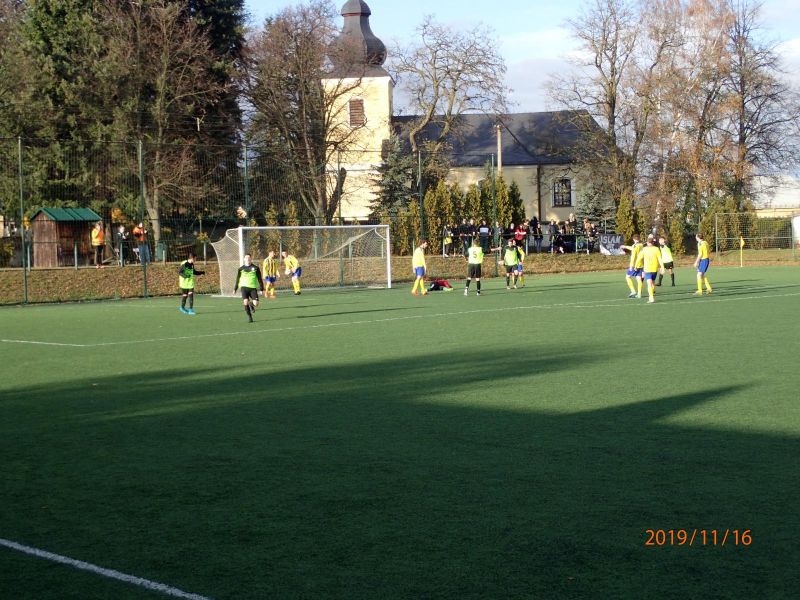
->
xmin=644 ymin=529 xmax=752 ymax=547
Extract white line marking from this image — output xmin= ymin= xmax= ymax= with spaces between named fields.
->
xmin=4 ymin=288 xmax=798 ymax=348
xmin=0 ymin=339 xmax=87 ymax=347
xmin=0 ymin=538 xmax=211 ymax=600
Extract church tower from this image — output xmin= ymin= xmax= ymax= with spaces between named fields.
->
xmin=324 ymin=0 xmax=393 ymax=220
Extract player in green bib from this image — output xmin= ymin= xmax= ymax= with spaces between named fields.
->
xmin=177 ymin=253 xmax=204 ymax=315
xmin=234 ymin=253 xmax=264 ymax=322
xmin=656 ymin=236 xmax=675 ymax=287
xmin=503 ymin=239 xmax=521 ymax=289
xmin=464 ymin=237 xmax=485 ymax=296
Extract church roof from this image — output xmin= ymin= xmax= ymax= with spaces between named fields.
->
xmin=392 ymin=110 xmax=602 ymax=167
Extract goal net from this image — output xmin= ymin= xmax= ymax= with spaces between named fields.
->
xmin=211 ymin=225 xmax=392 ymax=296
xmin=714 ymin=213 xmax=798 ymax=264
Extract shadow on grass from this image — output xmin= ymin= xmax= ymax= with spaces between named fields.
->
xmin=0 ymin=347 xmax=797 ymax=599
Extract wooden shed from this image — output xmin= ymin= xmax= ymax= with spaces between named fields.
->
xmin=30 ymin=208 xmax=102 ymax=268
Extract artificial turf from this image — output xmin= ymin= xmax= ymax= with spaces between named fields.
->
xmin=1 ymin=266 xmax=799 ymax=599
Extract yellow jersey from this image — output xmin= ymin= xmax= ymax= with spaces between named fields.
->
xmin=697 ymin=240 xmax=709 ymax=259
xmin=641 ymin=245 xmax=663 ymax=272
xmin=262 ymin=257 xmax=279 ymax=278
xmin=412 ymin=247 xmax=426 ymax=269
xmin=628 ymin=242 xmax=643 ymax=269
xmin=284 ymin=255 xmax=300 ymax=272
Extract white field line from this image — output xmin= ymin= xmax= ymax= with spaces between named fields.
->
xmin=0 ymin=339 xmax=88 ymax=347
xmin=2 ymin=288 xmax=799 ymax=349
xmin=0 ymin=538 xmax=211 ymax=600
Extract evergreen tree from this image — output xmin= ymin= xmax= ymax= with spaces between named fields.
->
xmin=423 ymin=179 xmax=448 ymax=253
xmin=464 ymin=183 xmax=481 ymax=221
xmin=407 ymin=199 xmax=422 ymax=248
xmin=576 ymin=184 xmax=616 ymax=226
xmin=616 ymin=193 xmax=637 ymax=241
xmin=508 ymin=180 xmax=526 ymax=224
xmin=667 ymin=211 xmax=686 ymax=255
xmin=284 ymin=200 xmax=301 ymax=254
xmin=494 ymin=175 xmax=511 ymax=227
xmin=447 ymin=183 xmax=463 ymax=228
xmin=186 ymin=0 xmax=245 ymax=144
xmin=370 ymin=136 xmax=415 ymax=217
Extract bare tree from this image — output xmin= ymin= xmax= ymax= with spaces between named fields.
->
xmin=102 ymin=0 xmax=230 ymax=242
xmin=242 ymin=0 xmax=366 ymax=224
xmin=390 ymin=16 xmax=509 ymax=156
xmin=721 ymin=0 xmax=800 ymax=209
xmin=549 ymin=0 xmax=642 ymax=207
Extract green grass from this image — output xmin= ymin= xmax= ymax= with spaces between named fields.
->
xmin=1 ymin=266 xmax=799 ymax=599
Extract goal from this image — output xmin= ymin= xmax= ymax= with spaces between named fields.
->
xmin=211 ymin=225 xmax=392 ymax=296
xmin=713 ymin=212 xmax=797 ymax=264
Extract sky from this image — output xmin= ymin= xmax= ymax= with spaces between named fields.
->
xmin=245 ymin=0 xmax=800 ymax=113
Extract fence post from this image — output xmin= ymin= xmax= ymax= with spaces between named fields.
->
xmin=74 ymin=240 xmax=78 ymax=270
xmin=243 ymin=143 xmax=250 ymax=217
xmin=17 ymin=137 xmax=28 ymax=304
xmin=491 ymin=155 xmax=498 ymax=277
xmin=417 ymin=151 xmax=424 ymax=241
xmin=138 ymin=140 xmax=148 ymax=298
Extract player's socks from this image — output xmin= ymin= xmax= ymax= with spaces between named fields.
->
xmin=697 ymin=276 xmax=703 ymax=294
xmin=181 ymin=295 xmax=187 ymax=309
xmin=626 ymin=277 xmax=636 ymax=293
xmin=477 ymin=281 xmax=481 ymax=293
xmin=656 ymin=273 xmax=663 ymax=286
xmin=188 ymin=295 xmax=194 ymax=309
xmin=244 ymin=304 xmax=252 ymax=321
xmin=637 ymin=279 xmax=643 ymax=296
xmin=704 ymin=277 xmax=712 ymax=293
xmin=506 ymin=276 xmax=510 ymax=288
xmin=670 ymin=273 xmax=675 ymax=286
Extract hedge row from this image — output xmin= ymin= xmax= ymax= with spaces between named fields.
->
xmin=0 ymin=253 xmax=703 ymax=305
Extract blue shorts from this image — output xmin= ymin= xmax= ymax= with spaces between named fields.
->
xmin=626 ymin=268 xmax=643 ymax=278
xmin=264 ymin=276 xmax=276 ymax=284
xmin=292 ymin=267 xmax=302 ymax=278
xmin=516 ymin=264 xmax=524 ymax=272
xmin=414 ymin=267 xmax=425 ymax=277
xmin=644 ymin=271 xmax=657 ymax=281
xmin=697 ymin=259 xmax=709 ymax=274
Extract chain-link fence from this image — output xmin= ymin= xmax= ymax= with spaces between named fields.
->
xmin=0 ymin=137 xmax=623 ymax=304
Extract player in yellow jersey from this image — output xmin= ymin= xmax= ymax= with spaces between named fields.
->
xmin=620 ymin=234 xmax=644 ymax=298
xmin=281 ymin=250 xmax=302 ymax=295
xmin=693 ymin=233 xmax=712 ymax=295
xmin=411 ymin=240 xmax=428 ymax=296
xmin=656 ymin=237 xmax=675 ymax=287
xmin=261 ymin=250 xmax=279 ymax=299
xmin=640 ymin=237 xmax=665 ymax=303
xmin=515 ymin=244 xmax=526 ymax=287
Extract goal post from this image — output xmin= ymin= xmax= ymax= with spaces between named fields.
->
xmin=211 ymin=225 xmax=392 ymax=296
xmin=713 ymin=212 xmax=797 ymax=265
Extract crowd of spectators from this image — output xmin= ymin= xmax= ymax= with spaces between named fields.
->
xmin=442 ymin=213 xmax=605 ymax=256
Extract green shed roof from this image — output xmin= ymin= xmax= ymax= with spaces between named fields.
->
xmin=31 ymin=207 xmax=103 ymax=222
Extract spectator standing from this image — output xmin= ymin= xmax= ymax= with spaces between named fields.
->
xmin=514 ymin=222 xmax=527 ymax=251
xmin=132 ymin=222 xmax=150 ymax=264
xmin=115 ymin=224 xmax=128 ymax=265
xmin=91 ymin=221 xmax=105 ymax=268
xmin=532 ymin=221 xmax=543 ymax=253
xmin=442 ymin=225 xmax=454 ymax=257
xmin=478 ymin=220 xmax=491 ymax=252
xmin=464 ymin=219 xmax=477 ymax=255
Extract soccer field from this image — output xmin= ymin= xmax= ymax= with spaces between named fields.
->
xmin=1 ymin=266 xmax=799 ymax=599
